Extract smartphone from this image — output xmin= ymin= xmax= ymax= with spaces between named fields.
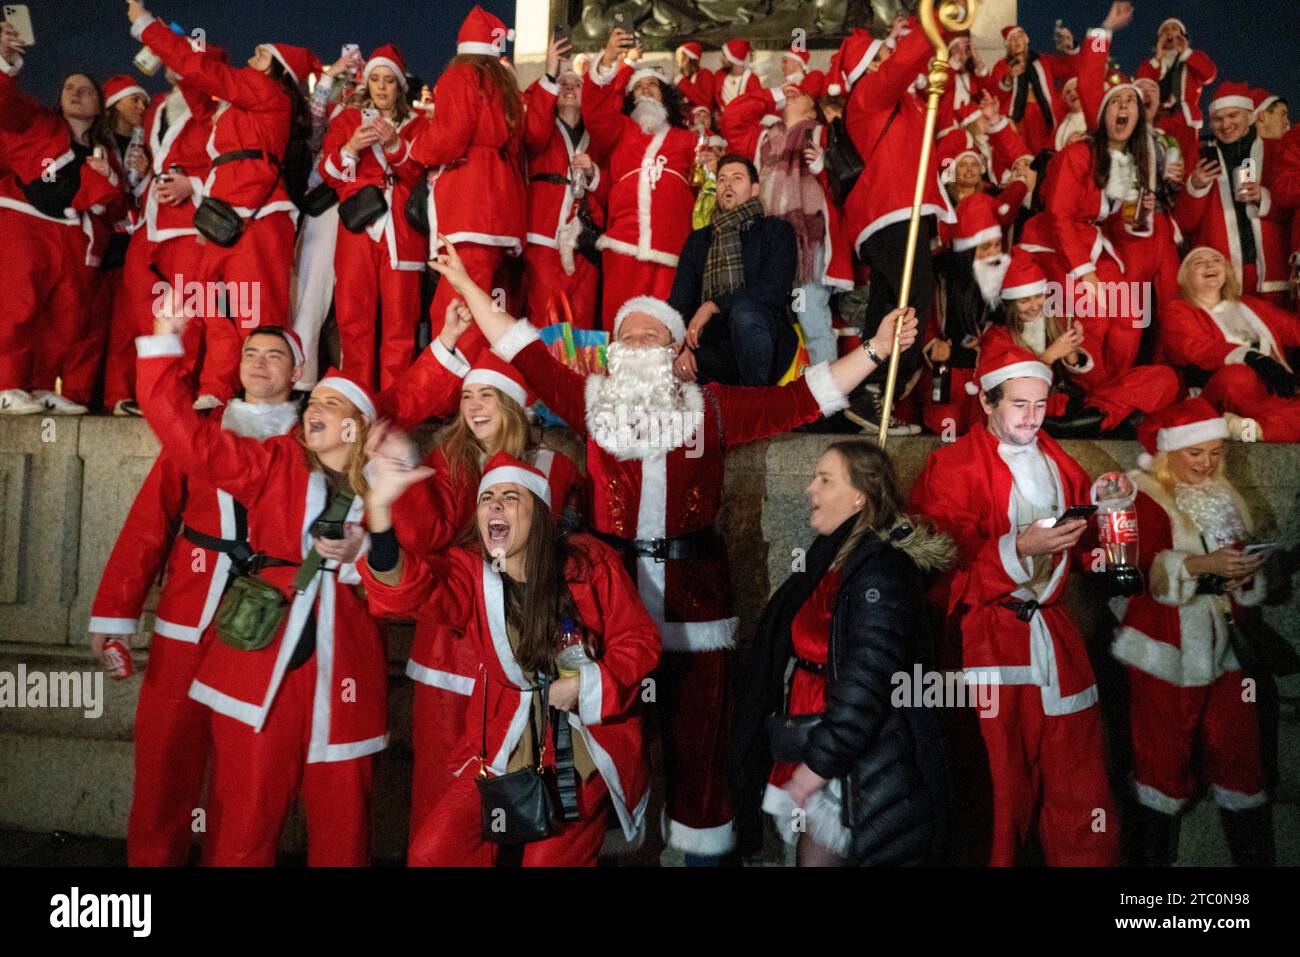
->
xmin=360 ymin=107 xmax=379 ymax=124
xmin=1244 ymin=542 xmax=1279 ymax=556
xmin=1053 ymin=504 xmax=1098 ymax=527
xmin=1198 ymin=138 xmax=1219 ymax=166
xmin=3 ymin=4 xmax=34 ymax=46
xmin=553 ymin=24 xmax=570 ymax=44
xmin=311 ymin=519 xmax=347 ymax=541
xmin=341 ymin=43 xmax=360 ymax=59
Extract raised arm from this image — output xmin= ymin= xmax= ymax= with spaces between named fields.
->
xmin=582 ymin=30 xmax=636 ymax=161
xmin=129 ymin=12 xmax=276 ymax=112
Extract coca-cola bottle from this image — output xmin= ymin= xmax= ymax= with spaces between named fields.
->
xmin=125 ymin=127 xmax=147 ymax=191
xmin=1093 ymin=472 xmax=1143 ymax=596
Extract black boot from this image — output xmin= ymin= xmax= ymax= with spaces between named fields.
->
xmin=1042 ymin=406 xmax=1106 ymax=439
xmin=1220 ymin=805 xmax=1276 ymax=866
xmin=1102 ymin=410 xmax=1145 ymax=440
xmin=1133 ymin=806 xmax=1180 ymax=866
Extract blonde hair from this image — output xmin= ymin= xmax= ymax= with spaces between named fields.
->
xmin=1002 ymin=300 xmax=1067 ymax=348
xmin=1177 ymin=246 xmax=1242 ymax=305
xmin=1149 ymin=448 xmax=1227 ymax=493
xmin=297 ymin=404 xmax=371 ymax=498
xmin=439 ymin=386 xmax=530 ymax=487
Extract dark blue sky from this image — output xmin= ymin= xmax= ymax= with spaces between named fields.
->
xmin=12 ymin=1 xmax=1300 ymax=108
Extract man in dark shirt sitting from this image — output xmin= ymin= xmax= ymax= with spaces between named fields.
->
xmin=669 ymin=155 xmax=798 ymax=386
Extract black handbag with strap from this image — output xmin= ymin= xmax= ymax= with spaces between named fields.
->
xmin=193 ymin=149 xmax=283 ymax=247
xmin=338 ymin=183 xmax=389 ymax=233
xmin=476 ymin=672 xmax=564 ymax=844
xmin=299 ymin=181 xmax=339 ymax=217
xmin=404 ymin=174 xmax=431 ymax=236
xmin=824 ymin=102 xmax=900 ymax=207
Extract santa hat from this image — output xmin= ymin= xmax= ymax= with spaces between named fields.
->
xmin=1158 ymin=17 xmax=1188 ymax=37
xmin=999 ymin=247 xmax=1048 ymax=300
xmin=364 ymin=43 xmax=409 ymax=91
xmin=952 ymin=193 xmax=1004 ymax=252
xmin=1097 ymin=71 xmax=1140 ymax=126
xmin=799 ymin=71 xmax=826 ymax=100
xmin=1209 ymin=81 xmax=1256 ymax=116
xmin=457 ymin=5 xmax=514 ymax=57
xmin=964 ymin=337 xmax=1052 ymax=396
xmin=678 ymin=42 xmax=703 ymax=62
xmin=628 ymin=65 xmax=668 ymax=92
xmin=613 ymin=296 xmax=686 ymax=344
xmin=705 ymin=133 xmax=727 ymax=149
xmin=1001 ymin=25 xmax=1027 ymax=43
xmin=783 ymin=46 xmax=810 ymax=68
xmin=103 ymin=75 xmax=148 ymax=109
xmin=248 ymin=325 xmax=306 ymax=367
xmin=936 ymin=129 xmax=985 ymax=183
xmin=828 ymin=30 xmax=891 ymax=96
xmin=464 ymin=352 xmax=530 ymax=409
xmin=1135 ymin=398 xmax=1229 ymax=471
xmin=954 ymin=100 xmax=983 ymax=129
xmin=267 ymin=44 xmax=321 ymax=86
xmin=1253 ymin=87 xmax=1281 ymax=117
xmin=314 ymin=368 xmax=376 ymax=420
xmin=721 ymin=39 xmax=752 ymax=66
xmin=478 ymin=451 xmax=551 ymax=508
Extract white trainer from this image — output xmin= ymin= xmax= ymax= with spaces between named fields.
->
xmin=32 ymin=390 xmax=89 ymax=415
xmin=0 ymin=389 xmax=45 ymax=414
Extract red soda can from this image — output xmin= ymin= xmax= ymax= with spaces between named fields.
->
xmin=102 ymin=639 xmax=134 ymax=680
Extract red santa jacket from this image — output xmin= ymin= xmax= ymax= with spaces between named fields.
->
xmin=712 ymin=66 xmax=763 ymax=110
xmin=1274 ymin=124 xmax=1300 ymax=265
xmin=373 ymin=337 xmax=474 ymax=431
xmin=583 ymin=61 xmax=697 ymax=268
xmin=673 ymin=69 xmax=716 ymax=112
xmin=1173 ymin=134 xmax=1290 ymax=296
xmin=133 ymin=83 xmax=217 ymax=243
xmin=936 ymin=179 xmax=1028 ymax=252
xmin=1112 ymin=471 xmax=1265 ymax=688
xmin=843 ymin=16 xmax=956 ymax=251
xmin=136 ymin=334 xmax=387 ymax=761
xmin=0 ymin=60 xmax=127 ymax=266
xmin=359 ymin=537 xmax=661 ymax=842
xmin=318 ymin=106 xmax=427 ymax=270
xmin=1157 ymin=296 xmax=1300 ymax=375
xmin=493 ymin=319 xmax=849 ymax=652
xmin=980 ymin=48 xmax=1074 ymax=156
xmin=1135 ymin=48 xmax=1216 ymax=132
xmin=133 ymin=17 xmax=295 ymax=221
xmin=89 ymin=400 xmax=299 ymax=643
xmin=411 ymin=62 xmax=526 ymax=256
xmin=1019 ymin=140 xmax=1126 ymax=279
xmin=521 ymin=77 xmax=606 ymax=250
xmin=909 ymin=421 xmax=1101 ymax=715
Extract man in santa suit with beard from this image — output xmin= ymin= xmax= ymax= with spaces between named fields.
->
xmin=583 ymin=27 xmax=698 ymax=329
xmin=430 ymin=236 xmax=917 ymax=863
xmin=909 ymin=341 xmax=1121 ymax=866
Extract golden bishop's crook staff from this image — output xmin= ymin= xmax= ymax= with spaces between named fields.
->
xmin=875 ymin=0 xmax=979 ymax=448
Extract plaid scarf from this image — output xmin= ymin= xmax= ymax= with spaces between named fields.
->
xmin=703 ymin=196 xmax=765 ymax=301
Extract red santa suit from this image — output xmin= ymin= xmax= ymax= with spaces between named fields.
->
xmin=672 ymin=42 xmax=716 ymax=113
xmin=1112 ymin=401 xmax=1267 ymax=817
xmin=415 ymin=8 xmax=527 ymax=360
xmin=490 ymin=298 xmax=850 ymax=855
xmin=1136 ymin=43 xmax=1216 ymax=169
xmin=89 ymin=395 xmax=298 ymax=865
xmin=909 ymin=344 xmax=1120 ymax=867
xmin=0 ymin=56 xmax=126 ymax=406
xmin=582 ymin=61 xmax=697 ymax=328
xmin=520 ymin=75 xmax=605 ymax=329
xmin=319 ymin=55 xmax=427 ymax=391
xmin=979 ymin=25 xmax=1075 ymax=157
xmin=131 ymin=17 xmax=314 ymax=402
xmin=712 ymin=40 xmax=763 ymax=110
xmin=360 ymin=454 xmax=660 ymax=866
xmin=1158 ymin=292 xmax=1300 ymax=442
xmin=136 ymin=344 xmax=387 ymax=866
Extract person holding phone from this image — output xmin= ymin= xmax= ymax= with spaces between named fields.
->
xmin=1135 ymin=18 xmax=1218 ymax=167
xmin=1111 ymin=398 xmax=1272 ymax=866
xmin=0 ymin=20 xmax=127 ymax=416
xmin=909 ymin=339 xmax=1121 ymax=867
xmin=318 ymin=43 xmax=427 ymax=392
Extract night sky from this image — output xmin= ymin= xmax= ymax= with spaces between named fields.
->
xmin=10 ymin=0 xmax=1299 ymax=109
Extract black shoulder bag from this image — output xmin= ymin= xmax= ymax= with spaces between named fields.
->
xmin=299 ymin=182 xmax=339 ymax=217
xmin=404 ymin=173 xmax=431 ymax=236
xmin=339 ymin=182 xmax=389 ymax=233
xmin=825 ymin=101 xmax=901 ymax=207
xmin=476 ymin=673 xmax=564 ymax=844
xmin=193 ymin=149 xmax=283 ymax=248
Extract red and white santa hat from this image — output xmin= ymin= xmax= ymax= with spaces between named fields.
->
xmin=936 ymin=129 xmax=985 ymax=183
xmin=783 ymin=45 xmax=810 ymax=69
xmin=999 ymin=247 xmax=1048 ymax=300
xmin=104 ymin=75 xmax=148 ymax=109
xmin=1135 ymin=397 xmax=1228 ymax=471
xmin=1209 ymin=81 xmax=1256 ymax=116
xmin=457 ymin=5 xmax=515 ymax=57
xmin=678 ymin=41 xmax=703 ymax=62
xmin=464 ymin=352 xmax=530 ymax=409
xmin=954 ymin=100 xmax=983 ymax=129
xmin=628 ymin=64 xmax=669 ymax=92
xmin=721 ymin=39 xmax=752 ymax=66
xmin=364 ymin=43 xmax=408 ymax=91
xmin=267 ymin=44 xmax=321 ymax=86
xmin=249 ymin=325 xmax=306 ymax=367
xmin=1252 ymin=87 xmax=1281 ymax=117
xmin=1096 ymin=70 xmax=1140 ymax=127
xmin=314 ymin=368 xmax=376 ymax=420
xmin=828 ymin=29 xmax=891 ymax=96
xmin=478 ymin=451 xmax=552 ymax=508
xmin=952 ymin=193 xmax=1003 ymax=252
xmin=1158 ymin=17 xmax=1188 ymax=37
xmin=799 ymin=71 xmax=826 ymax=100
xmin=613 ymin=296 xmax=686 ymax=344
xmin=964 ymin=336 xmax=1052 ymax=396
xmin=1001 ymin=24 xmax=1028 ymax=43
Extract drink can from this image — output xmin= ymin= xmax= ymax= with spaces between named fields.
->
xmin=102 ymin=639 xmax=134 ymax=680
xmin=134 ymin=46 xmax=162 ymax=76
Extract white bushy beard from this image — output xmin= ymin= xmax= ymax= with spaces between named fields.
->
xmin=585 ymin=343 xmax=699 ymax=460
xmin=631 ymin=95 xmax=669 ymax=135
xmin=972 ymin=252 xmax=1011 ymax=308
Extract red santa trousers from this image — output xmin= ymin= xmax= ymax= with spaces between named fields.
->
xmin=408 ymin=680 xmax=469 ymax=846
xmin=0 ymin=209 xmax=96 ymax=395
xmin=1200 ymin=364 xmax=1300 ymax=442
xmin=1081 ymin=363 xmax=1180 ymax=430
xmin=600 ymin=249 xmax=678 ymax=331
xmin=202 ymin=656 xmax=375 ymax=867
xmin=1031 ymin=251 xmax=1144 ymax=385
xmin=409 ymin=764 xmax=611 ymax=866
xmin=523 ymin=244 xmax=600 ymax=330
xmin=1109 ymin=213 xmax=1181 ymax=309
xmin=127 ymin=634 xmax=211 ymax=867
xmin=1128 ymin=667 xmax=1265 ymax=813
xmin=430 ymin=243 xmax=506 ymax=362
xmin=189 ymin=212 xmax=296 ymax=402
xmin=968 ymin=685 xmax=1120 ymax=866
xmin=333 ymin=226 xmax=421 ymax=392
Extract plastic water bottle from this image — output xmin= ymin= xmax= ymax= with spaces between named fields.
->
xmin=125 ymin=127 xmax=147 ymax=190
xmin=1093 ymin=472 xmax=1143 ymax=596
xmin=556 ymin=616 xmax=590 ymax=678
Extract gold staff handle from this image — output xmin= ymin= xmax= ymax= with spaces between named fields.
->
xmin=875 ymin=0 xmax=979 ymax=448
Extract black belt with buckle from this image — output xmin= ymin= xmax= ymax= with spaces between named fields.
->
xmin=794 ymin=657 xmax=827 ymax=676
xmin=181 ymin=525 xmax=297 ymax=576
xmin=999 ymin=597 xmax=1041 ymax=622
xmin=593 ymin=525 xmax=722 ymax=563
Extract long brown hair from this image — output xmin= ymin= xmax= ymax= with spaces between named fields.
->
xmin=1090 ymin=96 xmax=1153 ymax=191
xmin=447 ymin=53 xmax=522 ymax=133
xmin=825 ymin=441 xmax=909 ymax=569
xmin=56 ymin=72 xmax=116 ymax=157
xmin=439 ymin=386 xmax=531 ymax=487
xmin=1001 ymin=300 xmax=1067 ymax=347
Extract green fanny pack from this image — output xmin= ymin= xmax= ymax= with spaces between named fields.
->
xmin=214 ymin=487 xmax=356 ymax=653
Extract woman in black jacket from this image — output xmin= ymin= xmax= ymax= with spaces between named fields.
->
xmin=732 ymin=441 xmax=955 ymax=866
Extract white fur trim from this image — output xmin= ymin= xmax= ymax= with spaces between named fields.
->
xmin=88 ymin=616 xmax=137 ymax=636
xmin=457 ymin=41 xmax=502 ymax=57
xmin=152 ymin=617 xmax=202 ymax=643
xmin=105 ymin=84 xmax=148 ymax=109
xmin=588 ymin=57 xmax=620 ymax=87
xmin=763 ymin=780 xmax=852 ymax=856
xmin=404 ymin=659 xmax=474 ymax=695
xmin=1209 ymin=95 xmax=1254 ymax=115
xmin=135 ymin=333 xmax=183 ymax=358
xmin=1157 ymin=417 xmax=1229 ymax=453
xmin=479 ymin=465 xmax=551 ymax=507
xmin=662 ymin=815 xmax=736 ymax=855
xmin=657 ymin=617 xmax=739 ymax=652
xmin=628 ymin=67 xmax=667 ymax=90
xmin=595 ymin=233 xmax=679 ymax=268
xmin=577 ymin=661 xmax=603 ymax=726
xmin=1211 ymin=784 xmax=1268 ymax=810
xmin=315 ymin=376 xmax=376 ymax=420
xmin=491 ymin=320 xmax=541 ymax=362
xmin=953 ymin=225 xmax=1002 ymax=253
xmin=464 ymin=367 xmax=527 ymax=408
xmin=1112 ymin=625 xmax=1187 ymax=685
xmin=613 ymin=296 xmax=686 ymax=343
xmin=1135 ymin=781 xmax=1188 ymax=814
xmin=364 ymin=57 xmax=407 ymax=90
xmin=431 ymin=339 xmax=471 ymax=377
xmin=998 ymin=530 xmax=1033 ymax=584
xmin=979 ymin=359 xmax=1052 ymax=393
xmin=220 ymin=399 xmax=298 ymax=440
xmin=1000 ymin=279 xmax=1048 ymax=300
xmin=802 ymin=361 xmax=848 ymax=416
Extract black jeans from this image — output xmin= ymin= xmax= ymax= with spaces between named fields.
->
xmin=694 ymin=296 xmax=793 ymax=386
xmin=858 ymin=215 xmax=936 ymax=387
